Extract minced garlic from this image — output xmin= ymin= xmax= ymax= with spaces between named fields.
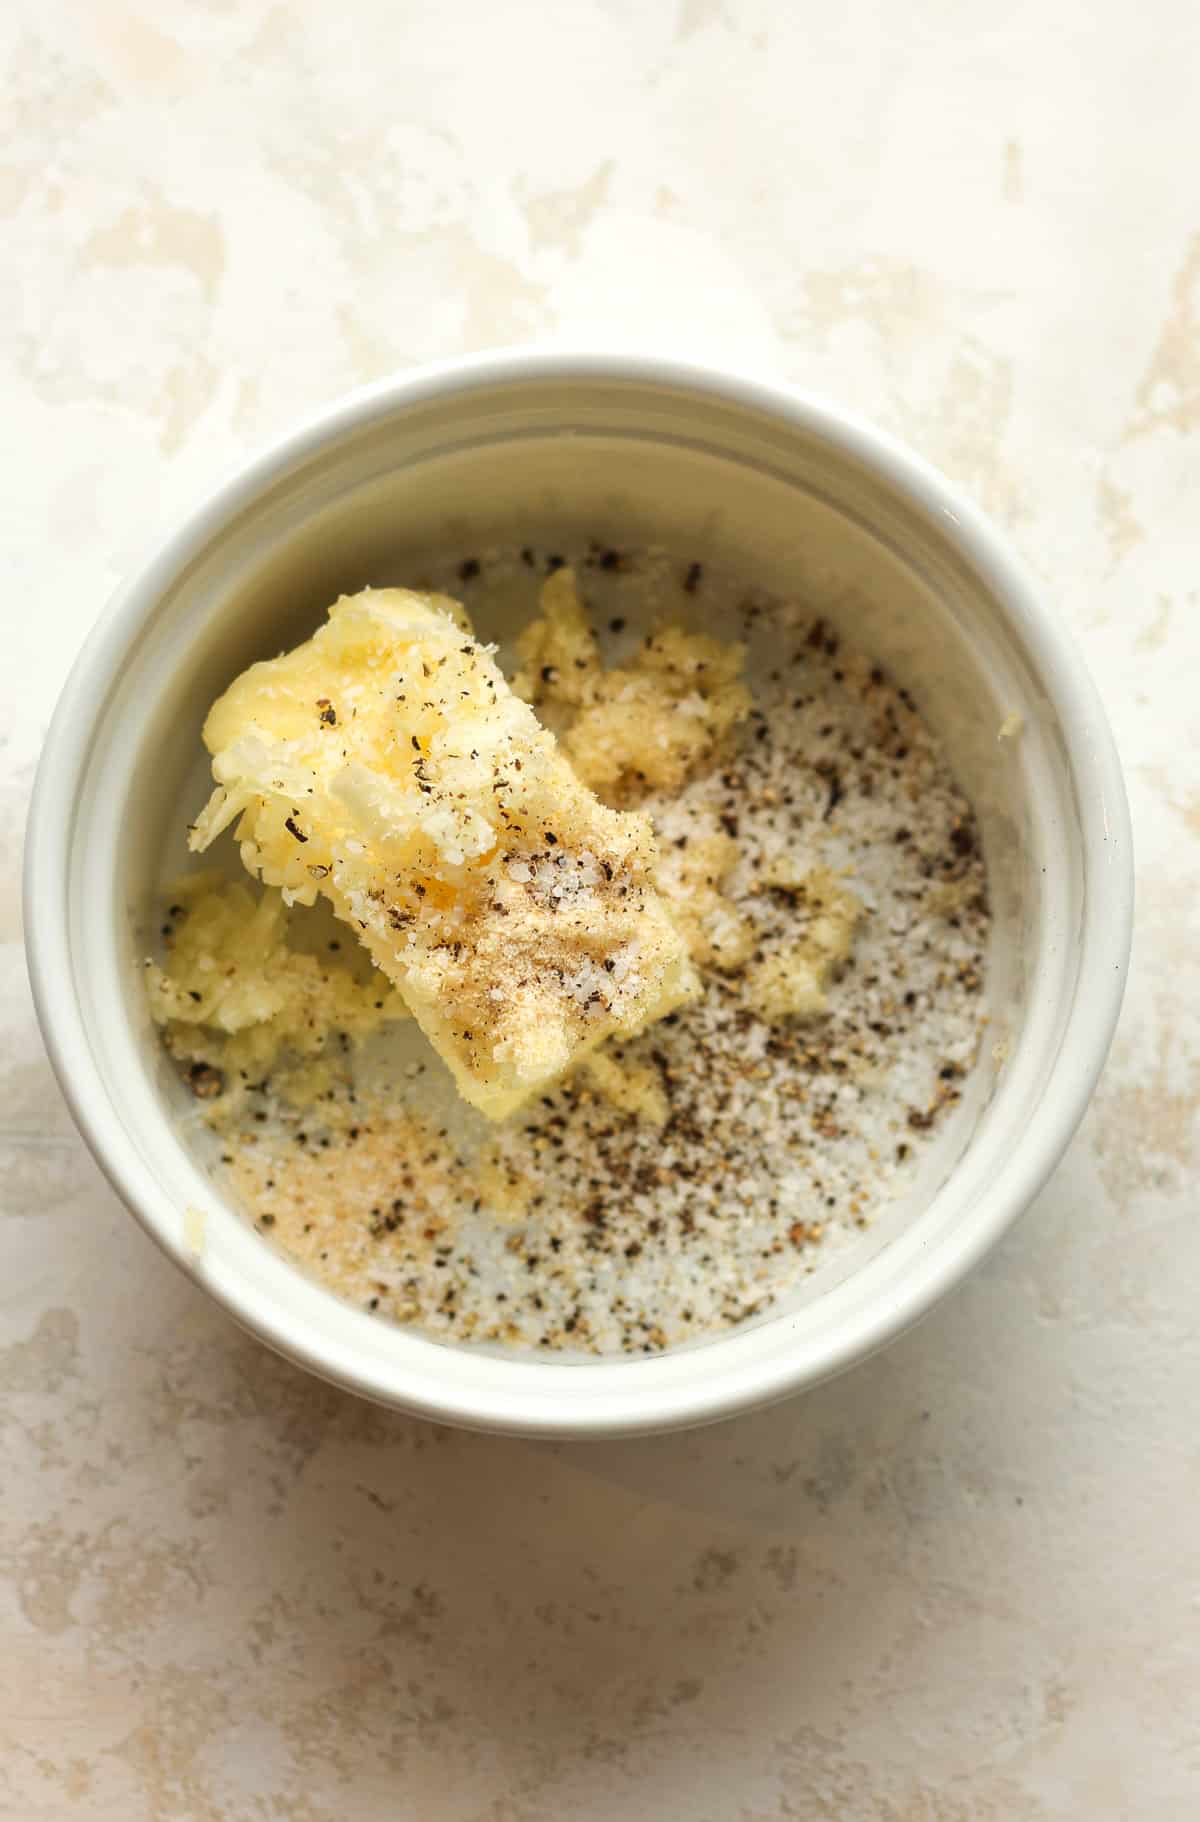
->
xmin=515 ymin=567 xmax=751 ymax=799
xmin=512 ymin=565 xmax=600 ymax=706
xmin=182 ymin=1205 xmax=207 ymax=1258
xmin=745 ymin=866 xmax=864 ymax=1020
xmin=578 ymin=1048 xmax=670 ymax=1126
xmin=189 ymin=588 xmax=699 ymax=1119
xmin=653 ymin=825 xmax=755 ymax=972
xmin=145 ymin=872 xmax=406 ymax=1083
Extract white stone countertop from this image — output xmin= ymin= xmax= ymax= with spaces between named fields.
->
xmin=3 ymin=3 xmax=1198 ymax=1816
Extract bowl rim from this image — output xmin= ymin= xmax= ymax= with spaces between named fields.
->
xmin=23 ymin=348 xmax=1133 ymax=1436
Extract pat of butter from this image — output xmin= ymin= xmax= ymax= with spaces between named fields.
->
xmin=190 ymin=589 xmax=698 ymax=1119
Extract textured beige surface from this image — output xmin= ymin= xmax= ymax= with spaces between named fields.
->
xmin=4 ymin=2 xmax=1198 ymax=1816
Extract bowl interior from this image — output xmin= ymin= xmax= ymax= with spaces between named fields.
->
xmin=56 ymin=371 xmax=1091 ymax=1428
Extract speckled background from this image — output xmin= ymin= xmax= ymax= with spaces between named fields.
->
xmin=4 ymin=2 xmax=1198 ymax=1816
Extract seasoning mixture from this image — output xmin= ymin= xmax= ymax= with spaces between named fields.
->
xmin=151 ymin=543 xmax=990 ymax=1355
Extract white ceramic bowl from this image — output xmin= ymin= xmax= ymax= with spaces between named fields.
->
xmin=24 ymin=351 xmax=1132 ymax=1438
